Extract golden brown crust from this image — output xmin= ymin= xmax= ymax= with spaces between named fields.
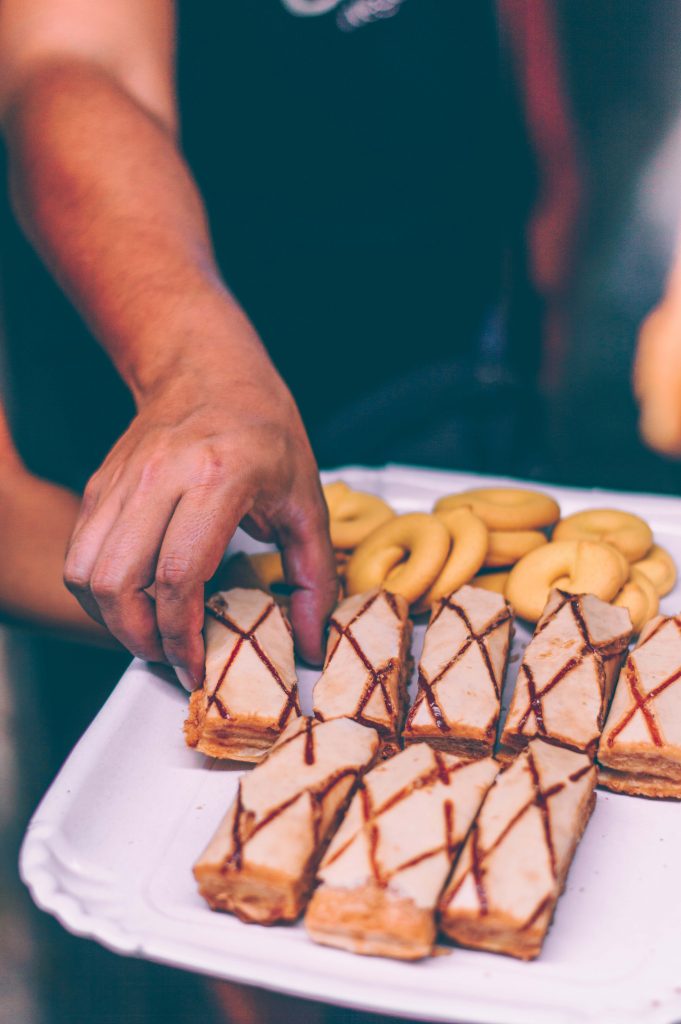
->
xmin=184 ymin=589 xmax=300 ymax=761
xmin=313 ymin=590 xmax=412 ymax=749
xmin=439 ymin=739 xmax=597 ymax=960
xmin=306 ymin=885 xmax=435 ymax=960
xmin=501 ymin=590 xmax=632 ymax=758
xmin=194 ymin=717 xmax=380 ymax=924
xmin=404 ymin=585 xmax=511 ymax=755
xmin=598 ymin=614 xmax=681 ymax=799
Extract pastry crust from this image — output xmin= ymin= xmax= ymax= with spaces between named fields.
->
xmin=439 ymin=738 xmax=597 ymax=960
xmin=313 ymin=589 xmax=412 ymax=753
xmin=598 ymin=614 xmax=681 ymax=798
xmin=306 ymin=743 xmax=498 ymax=959
xmin=184 ymin=588 xmax=300 ymax=761
xmin=500 ymin=590 xmax=632 ymax=760
xmin=194 ymin=716 xmax=379 ymax=923
xmin=403 ymin=585 xmax=512 ymax=757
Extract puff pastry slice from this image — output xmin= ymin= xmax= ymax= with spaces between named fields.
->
xmin=194 ymin=716 xmax=379 ymax=923
xmin=500 ymin=589 xmax=632 ymax=760
xmin=305 ymin=743 xmax=498 ymax=960
xmin=184 ymin=588 xmax=300 ymax=762
xmin=403 ymin=585 xmax=512 ymax=757
xmin=439 ymin=737 xmax=596 ymax=960
xmin=599 ymin=613 xmax=681 ymax=798
xmin=313 ymin=589 xmax=412 ymax=753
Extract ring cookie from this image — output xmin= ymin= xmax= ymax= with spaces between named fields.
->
xmin=414 ymin=507 xmax=488 ymax=611
xmin=553 ymin=508 xmax=653 ymax=562
xmin=345 ymin=513 xmax=450 ymax=605
xmin=632 ymin=544 xmax=677 ymax=597
xmin=505 ymin=539 xmax=627 ymax=623
xmin=435 ymin=487 xmax=560 ymax=531
xmin=324 ymin=480 xmax=395 ymax=550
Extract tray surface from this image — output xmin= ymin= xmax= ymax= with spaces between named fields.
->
xmin=20 ymin=466 xmax=681 ymax=1024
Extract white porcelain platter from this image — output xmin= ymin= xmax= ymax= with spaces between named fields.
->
xmin=20 ymin=465 xmax=681 ymax=1023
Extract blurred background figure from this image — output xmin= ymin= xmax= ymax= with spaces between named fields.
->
xmin=1 ymin=2 xmax=681 ymax=1023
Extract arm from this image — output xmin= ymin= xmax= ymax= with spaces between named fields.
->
xmin=633 ymin=272 xmax=681 ymax=458
xmin=0 ymin=403 xmax=113 ymax=641
xmin=0 ymin=1 xmax=338 ymax=684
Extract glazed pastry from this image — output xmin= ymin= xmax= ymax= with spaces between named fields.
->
xmin=500 ymin=590 xmax=632 ymax=760
xmin=599 ymin=614 xmax=681 ymax=798
xmin=439 ymin=738 xmax=597 ymax=960
xmin=313 ymin=589 xmax=412 ymax=753
xmin=403 ymin=585 xmax=512 ymax=757
xmin=184 ymin=588 xmax=300 ymax=761
xmin=305 ymin=743 xmax=498 ymax=960
xmin=194 ymin=716 xmax=379 ymax=923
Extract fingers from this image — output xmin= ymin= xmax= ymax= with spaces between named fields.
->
xmin=64 ymin=482 xmax=125 ymax=628
xmin=154 ymin=485 xmax=251 ymax=684
xmin=278 ymin=486 xmax=339 ymax=666
xmin=66 ymin=482 xmax=179 ymax=663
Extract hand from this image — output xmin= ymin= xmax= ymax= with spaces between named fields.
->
xmin=63 ymin=347 xmax=338 ymax=686
xmin=633 ymin=302 xmax=681 ymax=458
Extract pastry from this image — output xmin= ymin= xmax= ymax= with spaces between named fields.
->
xmin=305 ymin=743 xmax=498 ymax=960
xmin=599 ymin=614 xmax=681 ymax=798
xmin=413 ymin=507 xmax=489 ymax=612
xmin=553 ymin=508 xmax=653 ymax=562
xmin=471 ymin=570 xmax=510 ymax=595
xmin=434 ymin=487 xmax=560 ymax=531
xmin=184 ymin=588 xmax=300 ymax=761
xmin=403 ymin=585 xmax=512 ymax=757
xmin=613 ymin=567 xmax=659 ymax=634
xmin=323 ymin=480 xmax=395 ymax=550
xmin=505 ymin=540 xmax=628 ymax=622
xmin=439 ymin=737 xmax=597 ymax=960
xmin=313 ymin=589 xmax=412 ymax=753
xmin=194 ymin=716 xmax=379 ymax=923
xmin=631 ymin=544 xmax=677 ymax=597
xmin=500 ymin=589 xmax=632 ymax=760
xmin=483 ymin=529 xmax=547 ymax=569
xmin=345 ymin=513 xmax=451 ymax=606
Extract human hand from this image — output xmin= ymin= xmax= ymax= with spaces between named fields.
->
xmin=64 ymin=347 xmax=338 ymax=687
xmin=633 ymin=302 xmax=681 ymax=458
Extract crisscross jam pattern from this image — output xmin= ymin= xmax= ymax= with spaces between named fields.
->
xmin=318 ymin=590 xmax=405 ymax=737
xmin=606 ymin=615 xmax=681 ymax=749
xmin=324 ymin=748 xmax=471 ymax=884
xmin=510 ymin=591 xmax=627 ymax=750
xmin=442 ymin=746 xmax=593 ymax=929
xmin=223 ymin=719 xmax=360 ymax=872
xmin=205 ymin=596 xmax=300 ymax=730
xmin=406 ymin=596 xmax=511 ymax=736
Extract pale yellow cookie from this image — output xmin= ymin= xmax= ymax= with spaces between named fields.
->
xmin=505 ymin=540 xmax=627 ymax=622
xmin=323 ymin=480 xmax=395 ymax=550
xmin=553 ymin=508 xmax=653 ymax=562
xmin=483 ymin=529 xmax=547 ymax=568
xmin=614 ymin=567 xmax=660 ymax=634
xmin=631 ymin=544 xmax=677 ymax=596
xmin=471 ymin=570 xmax=510 ymax=595
xmin=434 ymin=487 xmax=560 ymax=531
xmin=414 ymin=507 xmax=489 ymax=611
xmin=345 ymin=513 xmax=451 ymax=605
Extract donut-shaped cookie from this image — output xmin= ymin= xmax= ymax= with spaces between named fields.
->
xmin=552 ymin=508 xmax=653 ymax=562
xmin=483 ymin=529 xmax=547 ymax=568
xmin=471 ymin=570 xmax=510 ymax=595
xmin=631 ymin=544 xmax=677 ymax=596
xmin=414 ymin=507 xmax=489 ymax=611
xmin=614 ymin=568 xmax=660 ymax=634
xmin=505 ymin=540 xmax=627 ymax=622
xmin=323 ymin=480 xmax=395 ymax=550
xmin=345 ymin=513 xmax=450 ymax=605
xmin=434 ymin=487 xmax=560 ymax=531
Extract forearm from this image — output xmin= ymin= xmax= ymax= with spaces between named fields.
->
xmin=2 ymin=58 xmax=270 ymax=402
xmin=0 ymin=461 xmax=114 ymax=642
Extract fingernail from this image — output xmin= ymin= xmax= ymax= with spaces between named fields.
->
xmin=174 ymin=666 xmax=196 ymax=693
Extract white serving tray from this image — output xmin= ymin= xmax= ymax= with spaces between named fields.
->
xmin=20 ymin=466 xmax=681 ymax=1024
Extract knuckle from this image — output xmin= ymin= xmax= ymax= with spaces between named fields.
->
xmin=63 ymin=564 xmax=90 ymax=594
xmin=90 ymin=566 xmax=126 ymax=602
xmin=191 ymin=446 xmax=228 ymax=489
xmin=156 ymin=554 xmax=194 ymax=590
